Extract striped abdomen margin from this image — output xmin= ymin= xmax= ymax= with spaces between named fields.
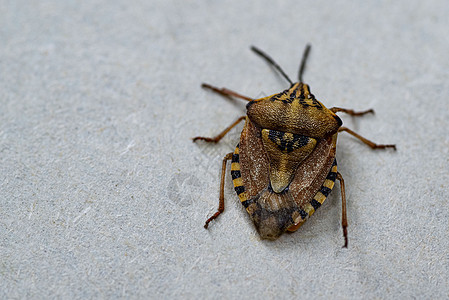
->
xmin=230 ymin=144 xmax=248 ymax=203
xmin=231 ymin=143 xmax=337 ymax=220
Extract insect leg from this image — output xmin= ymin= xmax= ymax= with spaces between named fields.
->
xmin=338 ymin=127 xmax=396 ymax=150
xmin=193 ymin=116 xmax=246 ymax=143
xmin=330 ymin=107 xmax=374 ymax=116
xmin=336 ymin=172 xmax=348 ymax=248
xmin=204 ymin=152 xmax=234 ymax=229
xmin=201 ymin=83 xmax=253 ymax=101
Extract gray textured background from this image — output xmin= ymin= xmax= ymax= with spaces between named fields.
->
xmin=1 ymin=1 xmax=448 ymax=299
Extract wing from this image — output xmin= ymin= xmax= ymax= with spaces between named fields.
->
xmin=232 ymin=118 xmax=337 ymax=239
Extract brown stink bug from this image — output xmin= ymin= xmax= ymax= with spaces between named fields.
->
xmin=193 ymin=45 xmax=396 ymax=247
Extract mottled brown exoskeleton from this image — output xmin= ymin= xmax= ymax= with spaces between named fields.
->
xmin=193 ymin=45 xmax=395 ymax=247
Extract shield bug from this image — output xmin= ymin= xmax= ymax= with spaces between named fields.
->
xmin=193 ymin=45 xmax=396 ymax=247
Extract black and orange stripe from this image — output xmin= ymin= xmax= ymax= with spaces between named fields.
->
xmin=231 ymin=144 xmax=248 ymax=204
xmin=302 ymin=159 xmax=338 ymax=218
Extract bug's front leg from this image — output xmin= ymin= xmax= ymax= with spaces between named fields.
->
xmin=204 ymin=152 xmax=233 ymax=229
xmin=201 ymin=83 xmax=253 ymax=102
xmin=330 ymin=107 xmax=374 ymax=116
xmin=193 ymin=116 xmax=246 ymax=143
xmin=338 ymin=127 xmax=396 ymax=150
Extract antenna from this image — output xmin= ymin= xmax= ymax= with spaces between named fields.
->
xmin=298 ymin=44 xmax=311 ymax=83
xmin=250 ymin=46 xmax=293 ymax=86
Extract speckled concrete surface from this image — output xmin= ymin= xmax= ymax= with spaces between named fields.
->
xmin=1 ymin=1 xmax=448 ymax=298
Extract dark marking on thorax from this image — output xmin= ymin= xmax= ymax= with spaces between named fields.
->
xmin=267 ymin=130 xmax=310 ymax=153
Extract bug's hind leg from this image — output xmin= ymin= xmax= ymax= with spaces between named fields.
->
xmin=193 ymin=116 xmax=246 ymax=143
xmin=201 ymin=83 xmax=253 ymax=102
xmin=330 ymin=107 xmax=374 ymax=116
xmin=336 ymin=172 xmax=348 ymax=248
xmin=338 ymin=127 xmax=396 ymax=150
xmin=204 ymin=152 xmax=233 ymax=229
